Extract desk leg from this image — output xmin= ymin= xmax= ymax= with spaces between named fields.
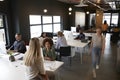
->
xmin=54 ymin=67 xmax=63 ymax=80
xmin=79 ymin=48 xmax=83 ymax=64
xmin=81 ymin=52 xmax=82 ymax=64
xmin=80 ymin=47 xmax=85 ymax=64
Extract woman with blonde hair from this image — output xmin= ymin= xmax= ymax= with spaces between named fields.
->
xmin=24 ymin=38 xmax=48 ymax=80
xmin=90 ymin=27 xmax=105 ymax=78
xmin=55 ymin=31 xmax=67 ymax=50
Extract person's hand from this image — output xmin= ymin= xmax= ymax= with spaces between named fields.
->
xmin=101 ymin=49 xmax=104 ymax=56
xmin=44 ymin=57 xmax=52 ymax=61
xmin=88 ymin=48 xmax=92 ymax=56
xmin=41 ymin=74 xmax=49 ymax=80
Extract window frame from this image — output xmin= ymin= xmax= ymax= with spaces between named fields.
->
xmin=0 ymin=14 xmax=9 ymax=45
xmin=29 ymin=15 xmax=62 ymax=38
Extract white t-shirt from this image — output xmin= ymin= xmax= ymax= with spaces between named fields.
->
xmin=25 ymin=53 xmax=45 ymax=79
xmin=92 ymin=34 xmax=105 ymax=48
xmin=55 ymin=36 xmax=67 ymax=49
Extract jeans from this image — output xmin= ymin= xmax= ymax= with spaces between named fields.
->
xmin=92 ymin=47 xmax=101 ymax=69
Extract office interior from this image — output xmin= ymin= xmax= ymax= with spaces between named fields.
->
xmin=0 ymin=0 xmax=120 ymax=80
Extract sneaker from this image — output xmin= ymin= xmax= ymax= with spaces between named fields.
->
xmin=96 ymin=65 xmax=99 ymax=69
xmin=93 ymin=69 xmax=96 ymax=78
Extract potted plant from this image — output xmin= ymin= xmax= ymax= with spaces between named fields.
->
xmin=8 ymin=51 xmax=15 ymax=62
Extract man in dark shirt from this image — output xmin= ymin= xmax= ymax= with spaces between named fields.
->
xmin=75 ymin=29 xmax=85 ymax=40
xmin=8 ymin=33 xmax=26 ymax=53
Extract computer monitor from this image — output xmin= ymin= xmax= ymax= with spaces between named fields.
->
xmin=46 ymin=32 xmax=53 ymax=38
xmin=63 ymin=30 xmax=74 ymax=40
xmin=71 ymin=27 xmax=76 ymax=33
xmin=0 ymin=41 xmax=6 ymax=54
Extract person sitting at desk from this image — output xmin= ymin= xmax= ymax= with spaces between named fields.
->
xmin=75 ymin=29 xmax=85 ymax=40
xmin=55 ymin=31 xmax=67 ymax=51
xmin=39 ymin=32 xmax=47 ymax=47
xmin=8 ymin=33 xmax=26 ymax=53
xmin=24 ymin=37 xmax=48 ymax=80
xmin=76 ymin=24 xmax=81 ymax=33
xmin=43 ymin=38 xmax=56 ymax=61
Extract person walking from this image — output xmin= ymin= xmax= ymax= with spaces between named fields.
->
xmin=102 ymin=20 xmax=108 ymax=36
xmin=90 ymin=27 xmax=105 ymax=78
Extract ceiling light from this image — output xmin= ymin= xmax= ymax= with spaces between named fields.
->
xmin=96 ymin=0 xmax=101 ymax=3
xmin=0 ymin=0 xmax=4 ymax=1
xmin=86 ymin=11 xmax=89 ymax=14
xmin=68 ymin=7 xmax=72 ymax=11
xmin=74 ymin=0 xmax=88 ymax=7
xmin=69 ymin=12 xmax=72 ymax=15
xmin=43 ymin=9 xmax=47 ymax=13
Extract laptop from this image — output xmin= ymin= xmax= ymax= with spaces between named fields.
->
xmin=81 ymin=39 xmax=88 ymax=43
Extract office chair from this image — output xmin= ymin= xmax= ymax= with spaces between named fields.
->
xmin=59 ymin=46 xmax=72 ymax=66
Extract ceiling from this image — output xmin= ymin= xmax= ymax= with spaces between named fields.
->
xmin=58 ymin=0 xmax=120 ymax=11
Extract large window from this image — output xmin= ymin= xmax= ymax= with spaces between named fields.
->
xmin=103 ymin=13 xmax=111 ymax=26
xmin=29 ymin=15 xmax=61 ymax=38
xmin=111 ymin=13 xmax=118 ymax=27
xmin=103 ymin=13 xmax=119 ymax=27
xmin=0 ymin=15 xmax=6 ymax=43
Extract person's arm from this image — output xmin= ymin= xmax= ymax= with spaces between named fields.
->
xmin=74 ymin=35 xmax=79 ymax=40
xmin=89 ymin=35 xmax=93 ymax=54
xmin=51 ymin=48 xmax=56 ymax=61
xmin=37 ymin=58 xmax=49 ymax=80
xmin=101 ymin=36 xmax=105 ymax=54
xmin=83 ymin=34 xmax=85 ymax=39
xmin=8 ymin=42 xmax=15 ymax=50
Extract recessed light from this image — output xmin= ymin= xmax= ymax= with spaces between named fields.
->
xmin=68 ymin=7 xmax=72 ymax=11
xmin=69 ymin=12 xmax=72 ymax=15
xmin=86 ymin=11 xmax=89 ymax=14
xmin=0 ymin=0 xmax=4 ymax=1
xmin=43 ymin=9 xmax=47 ymax=13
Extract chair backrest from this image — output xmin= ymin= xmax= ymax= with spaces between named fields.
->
xmin=60 ymin=46 xmax=71 ymax=56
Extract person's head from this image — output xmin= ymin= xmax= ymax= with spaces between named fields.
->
xmin=15 ymin=33 xmax=22 ymax=41
xmin=104 ymin=20 xmax=107 ymax=24
xmin=40 ymin=32 xmax=46 ymax=38
xmin=57 ymin=31 xmax=64 ymax=37
xmin=96 ymin=27 xmax=102 ymax=35
xmin=43 ymin=38 xmax=53 ymax=49
xmin=77 ymin=25 xmax=80 ymax=28
xmin=24 ymin=37 xmax=41 ymax=66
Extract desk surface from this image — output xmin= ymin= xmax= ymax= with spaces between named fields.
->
xmin=67 ymin=40 xmax=90 ymax=48
xmin=0 ymin=54 xmax=63 ymax=80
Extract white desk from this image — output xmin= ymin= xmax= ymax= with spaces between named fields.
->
xmin=0 ymin=54 xmax=63 ymax=80
xmin=84 ymin=33 xmax=94 ymax=37
xmin=53 ymin=37 xmax=90 ymax=64
xmin=67 ymin=40 xmax=90 ymax=64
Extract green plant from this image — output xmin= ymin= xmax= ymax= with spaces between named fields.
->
xmin=7 ymin=51 xmax=13 ymax=56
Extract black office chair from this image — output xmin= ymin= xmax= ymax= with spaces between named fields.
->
xmin=59 ymin=46 xmax=72 ymax=66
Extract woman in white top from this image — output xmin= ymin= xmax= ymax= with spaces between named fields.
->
xmin=55 ymin=31 xmax=67 ymax=51
xmin=24 ymin=38 xmax=48 ymax=80
xmin=90 ymin=27 xmax=105 ymax=78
